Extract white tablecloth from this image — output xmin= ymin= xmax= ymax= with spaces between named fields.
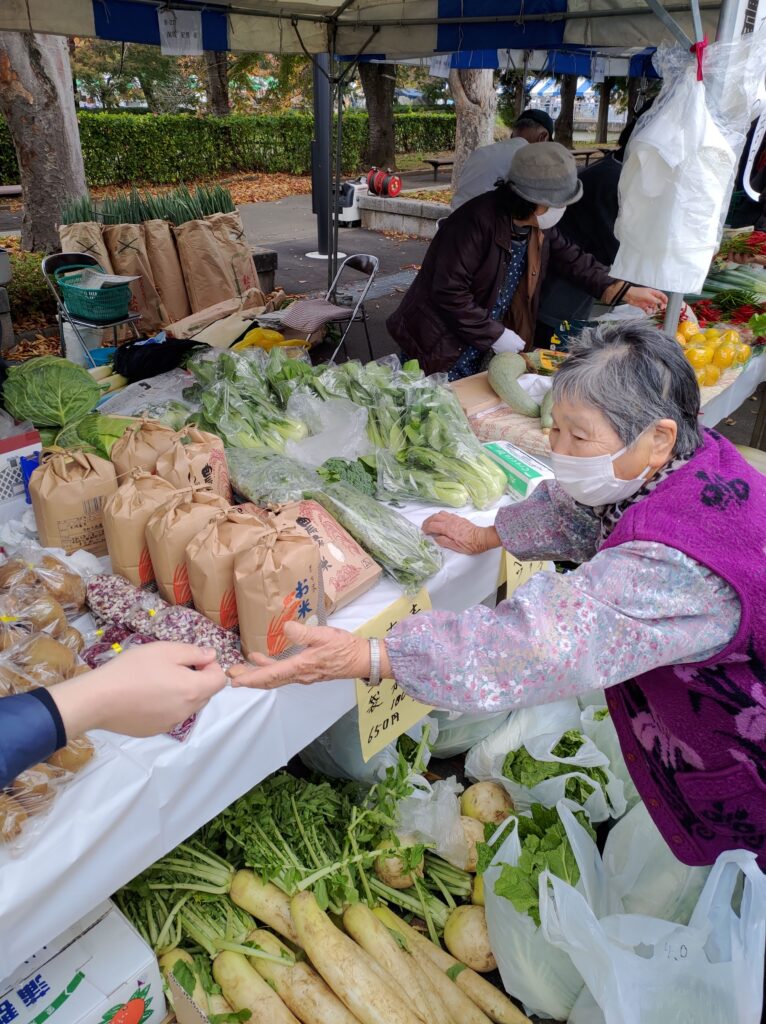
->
xmin=0 ymin=498 xmax=505 ymax=976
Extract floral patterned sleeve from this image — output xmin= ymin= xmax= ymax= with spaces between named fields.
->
xmin=493 ymin=480 xmax=601 ymax=563
xmin=385 ymin=541 xmax=740 ymax=713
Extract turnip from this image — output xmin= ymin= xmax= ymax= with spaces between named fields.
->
xmin=472 ymin=874 xmax=485 ymax=907
xmin=443 ymin=906 xmax=497 ymax=973
xmin=460 ymin=816 xmax=486 ymax=873
xmin=373 ymin=832 xmax=425 ymax=889
xmin=460 ymin=782 xmax=513 ymax=824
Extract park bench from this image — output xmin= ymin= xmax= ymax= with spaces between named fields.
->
xmin=423 ymin=157 xmax=454 ymax=181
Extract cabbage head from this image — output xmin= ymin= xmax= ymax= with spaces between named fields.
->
xmin=3 ymin=356 xmax=101 ymax=427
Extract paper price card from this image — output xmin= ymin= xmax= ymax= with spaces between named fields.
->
xmin=498 ymin=551 xmax=547 ymax=594
xmin=356 ymin=588 xmax=434 ymax=762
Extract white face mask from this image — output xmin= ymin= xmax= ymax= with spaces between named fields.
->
xmin=536 ymin=206 xmax=566 ymax=229
xmin=551 ymin=445 xmax=651 ymax=506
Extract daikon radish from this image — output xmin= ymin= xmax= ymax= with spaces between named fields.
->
xmin=411 ymin=959 xmax=457 ymax=1024
xmin=411 ymin=944 xmax=493 ymax=1024
xmin=230 ymin=870 xmax=300 ymax=944
xmin=291 ymin=892 xmax=422 ymax=1024
xmin=158 ymin=949 xmax=208 ymax=1013
xmin=248 ymin=929 xmax=361 ymax=1024
xmin=213 ymin=951 xmax=300 ymax=1024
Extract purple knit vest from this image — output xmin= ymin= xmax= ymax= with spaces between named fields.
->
xmin=602 ymin=429 xmax=766 ymax=867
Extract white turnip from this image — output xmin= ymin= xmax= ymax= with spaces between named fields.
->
xmin=460 ymin=782 xmax=513 ymax=824
xmin=373 ymin=832 xmax=424 ymax=889
xmin=443 ymin=905 xmax=496 ymax=973
xmin=460 ymin=816 xmax=486 ymax=873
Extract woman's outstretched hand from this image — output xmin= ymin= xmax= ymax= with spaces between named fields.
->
xmin=422 ymin=512 xmax=501 ymax=555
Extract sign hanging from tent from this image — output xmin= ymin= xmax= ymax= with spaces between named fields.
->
xmin=158 ymin=9 xmax=203 ymax=56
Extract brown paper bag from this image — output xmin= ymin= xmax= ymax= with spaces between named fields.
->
xmin=206 ymin=212 xmax=261 ymax=297
xmin=156 ymin=426 xmax=232 ymax=502
xmin=102 ymin=223 xmax=168 ymax=332
xmin=58 ymin=223 xmax=114 ymax=274
xmin=235 ymin=519 xmax=321 ymax=658
xmin=143 ymin=219 xmax=191 ymax=324
xmin=110 ymin=418 xmax=177 ymax=478
xmin=172 ymin=219 xmax=238 ymax=313
xmin=166 ymin=291 xmax=268 ymax=340
xmin=30 ymin=452 xmax=118 ymax=555
xmin=277 ymin=500 xmax=382 ymax=613
xmin=103 ymin=471 xmax=179 ymax=587
xmin=145 ymin=489 xmax=229 ymax=605
xmin=186 ymin=504 xmax=274 ymax=628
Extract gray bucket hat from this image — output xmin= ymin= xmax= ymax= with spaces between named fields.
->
xmin=506 ymin=141 xmax=583 ymax=207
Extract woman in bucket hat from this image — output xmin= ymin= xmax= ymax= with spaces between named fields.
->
xmin=387 ymin=142 xmax=667 ymax=379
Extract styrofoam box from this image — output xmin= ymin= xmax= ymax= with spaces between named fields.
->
xmin=0 ymin=900 xmax=165 ymax=1024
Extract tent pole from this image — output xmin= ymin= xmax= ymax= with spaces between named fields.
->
xmin=331 ymin=69 xmax=345 ymax=288
xmin=311 ymin=53 xmax=332 ymax=258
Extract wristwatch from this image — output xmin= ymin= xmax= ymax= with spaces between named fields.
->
xmin=363 ymin=637 xmax=382 ymax=687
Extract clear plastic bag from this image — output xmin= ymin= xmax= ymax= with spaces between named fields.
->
xmin=0 ymin=542 xmax=87 ymax=615
xmin=483 ymin=803 xmax=616 ymax=1019
xmin=285 ymin=394 xmax=371 ymax=468
xmin=465 ymin=698 xmax=626 ymax=823
xmin=226 ymin=447 xmax=320 ymax=506
xmin=428 ymin=708 xmax=510 ymax=758
xmin=395 ymin=775 xmax=471 ymax=869
xmin=7 ymin=630 xmax=80 ymax=686
xmin=612 ymin=27 xmax=766 ymax=293
xmin=579 ymin=703 xmax=640 ymax=812
xmin=540 ymin=848 xmax=766 ymax=1024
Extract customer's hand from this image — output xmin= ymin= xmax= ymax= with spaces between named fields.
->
xmin=728 ymin=251 xmax=766 ymax=267
xmin=228 ymin=622 xmax=380 ymax=690
xmin=624 ymin=286 xmax=668 ymax=315
xmin=422 ymin=512 xmax=500 ymax=554
xmin=50 ymin=643 xmax=226 ymax=739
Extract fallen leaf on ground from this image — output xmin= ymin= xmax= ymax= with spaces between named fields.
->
xmin=400 ymin=263 xmax=421 ymax=271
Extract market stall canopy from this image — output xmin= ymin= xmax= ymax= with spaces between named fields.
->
xmin=0 ymin=0 xmax=722 ymax=56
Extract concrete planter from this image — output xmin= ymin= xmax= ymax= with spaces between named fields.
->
xmin=358 ymin=194 xmax=446 ymax=239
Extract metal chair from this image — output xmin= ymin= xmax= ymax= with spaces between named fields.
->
xmin=42 ymin=252 xmax=142 ymax=367
xmin=279 ymin=254 xmax=379 ymax=364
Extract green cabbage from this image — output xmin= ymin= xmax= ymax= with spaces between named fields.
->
xmin=3 ymin=356 xmax=101 ymax=427
xmin=55 ymin=414 xmax=136 ymax=458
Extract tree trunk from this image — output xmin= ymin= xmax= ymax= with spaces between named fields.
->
xmin=358 ymin=62 xmax=396 ymax=168
xmin=137 ymin=74 xmax=157 ymax=113
xmin=596 ymin=77 xmax=615 ymax=144
xmin=0 ymin=32 xmax=86 ymax=252
xmin=448 ymin=69 xmax=497 ymax=188
xmin=555 ymin=74 xmax=577 ymax=149
xmin=204 ymin=50 xmax=230 ymax=116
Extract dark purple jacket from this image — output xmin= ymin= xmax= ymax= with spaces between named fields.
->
xmin=604 ymin=430 xmax=766 ymax=866
xmin=386 ymin=189 xmax=617 ymax=375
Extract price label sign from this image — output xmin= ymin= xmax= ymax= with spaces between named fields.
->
xmin=159 ymin=9 xmax=203 ymax=55
xmin=498 ymin=551 xmax=547 ymax=593
xmin=355 ymin=588 xmax=433 ymax=762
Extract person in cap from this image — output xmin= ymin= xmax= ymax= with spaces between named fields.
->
xmin=451 ymin=108 xmax=554 ymax=211
xmin=387 ymin=142 xmax=667 ymax=379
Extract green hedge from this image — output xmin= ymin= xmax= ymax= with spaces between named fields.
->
xmin=0 ymin=111 xmax=455 ymax=186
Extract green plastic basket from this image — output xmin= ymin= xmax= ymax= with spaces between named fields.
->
xmin=55 ymin=264 xmax=131 ymax=323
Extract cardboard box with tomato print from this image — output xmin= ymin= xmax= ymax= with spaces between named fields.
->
xmin=0 ymin=901 xmax=165 ymax=1024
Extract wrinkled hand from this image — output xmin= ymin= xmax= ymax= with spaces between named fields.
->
xmin=422 ymin=512 xmax=500 ymax=555
xmin=52 ymin=643 xmax=226 ymax=739
xmin=624 ymin=286 xmax=668 ymax=315
xmin=228 ymin=621 xmax=376 ymax=690
xmin=728 ymin=251 xmax=766 ymax=267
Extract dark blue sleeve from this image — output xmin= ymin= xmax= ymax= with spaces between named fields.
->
xmin=0 ymin=690 xmax=67 ymax=787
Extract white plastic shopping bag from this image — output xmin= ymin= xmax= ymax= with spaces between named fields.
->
xmin=428 ymin=708 xmax=509 ymax=758
xmin=395 ymin=775 xmax=471 ymax=869
xmin=465 ymin=698 xmax=626 ymax=823
xmin=483 ymin=803 xmax=620 ymax=1020
xmin=540 ymin=849 xmax=766 ymax=1024
xmin=579 ymin=702 xmax=639 ymax=812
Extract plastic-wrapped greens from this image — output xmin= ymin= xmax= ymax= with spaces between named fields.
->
xmin=226 ymin=448 xmax=320 ymax=506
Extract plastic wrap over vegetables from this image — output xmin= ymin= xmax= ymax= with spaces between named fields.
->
xmin=227 ymin=448 xmax=321 ymax=506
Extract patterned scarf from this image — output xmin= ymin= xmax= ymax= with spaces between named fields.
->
xmin=594 ymin=449 xmax=695 ymax=543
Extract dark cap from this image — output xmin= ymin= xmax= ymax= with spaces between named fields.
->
xmin=507 ymin=142 xmax=583 ymax=206
xmin=516 ymin=108 xmax=555 ymax=138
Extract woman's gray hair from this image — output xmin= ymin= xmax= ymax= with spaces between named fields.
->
xmin=551 ymin=321 xmax=702 ymax=455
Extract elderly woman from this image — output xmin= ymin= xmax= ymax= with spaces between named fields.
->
xmin=231 ymin=322 xmax=766 ymax=868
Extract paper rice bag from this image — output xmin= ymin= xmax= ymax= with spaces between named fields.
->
xmin=186 ymin=504 xmax=274 ymax=629
xmin=235 ymin=519 xmax=322 ymax=658
xmin=102 ymin=222 xmax=167 ymax=331
xmin=206 ymin=212 xmax=261 ymax=297
xmin=110 ymin=418 xmax=177 ymax=478
xmin=103 ymin=471 xmax=179 ymax=587
xmin=143 ymin=219 xmax=191 ymax=324
xmin=30 ymin=452 xmax=118 ymax=556
xmin=145 ymin=489 xmax=229 ymax=605
xmin=156 ymin=426 xmax=232 ymax=502
xmin=276 ymin=500 xmax=382 ymax=613
xmin=58 ymin=222 xmax=114 ymax=274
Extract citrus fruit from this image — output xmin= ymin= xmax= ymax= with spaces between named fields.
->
xmin=678 ymin=321 xmax=699 ymax=341
xmin=687 ymin=332 xmax=710 ymax=347
xmin=703 ymin=327 xmax=722 ymax=341
xmin=694 ymin=367 xmax=706 ymax=387
xmin=701 ymin=364 xmax=721 ymax=387
xmin=712 ymin=342 xmax=736 ymax=369
xmin=719 ymin=329 xmax=740 ymax=346
xmin=686 ymin=345 xmax=713 ymax=369
xmin=675 ymin=331 xmax=688 ymax=346
xmin=734 ymin=343 xmax=750 ymax=367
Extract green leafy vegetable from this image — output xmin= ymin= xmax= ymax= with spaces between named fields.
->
xmin=3 ymin=356 xmax=101 ymax=427
xmin=501 ymin=729 xmax=613 ymax=807
xmin=318 ymin=457 xmax=376 ymax=496
xmin=55 ymin=413 xmax=135 ymax=457
xmin=172 ymin=960 xmax=197 ymax=999
xmin=226 ymin=448 xmax=320 ymax=505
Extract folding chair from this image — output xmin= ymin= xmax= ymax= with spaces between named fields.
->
xmin=279 ymin=254 xmax=379 ymax=363
xmin=42 ymin=252 xmax=142 ymax=368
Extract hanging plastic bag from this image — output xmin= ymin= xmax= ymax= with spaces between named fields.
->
xmin=579 ymin=702 xmax=639 ymax=813
xmin=428 ymin=708 xmax=510 ymax=758
xmin=465 ymin=698 xmax=626 ymax=823
xmin=484 ymin=803 xmax=618 ymax=1020
xmin=395 ymin=776 xmax=471 ymax=869
xmin=602 ymin=800 xmax=711 ymax=924
xmin=299 ymin=708 xmax=435 ymax=785
xmin=540 ymin=848 xmax=766 ymax=1024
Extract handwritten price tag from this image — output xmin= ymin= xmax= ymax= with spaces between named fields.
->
xmin=497 ymin=551 xmax=547 ymax=593
xmin=355 ymin=588 xmax=434 ymax=762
